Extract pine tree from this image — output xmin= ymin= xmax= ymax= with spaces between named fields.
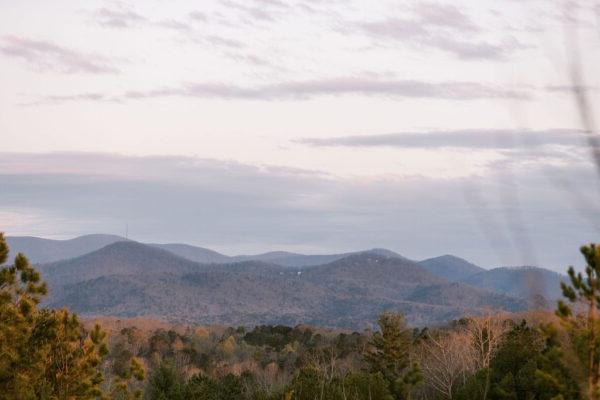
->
xmin=146 ymin=362 xmax=185 ymax=400
xmin=0 ymin=231 xmax=111 ymax=399
xmin=0 ymin=231 xmax=49 ymax=398
xmin=557 ymin=243 xmax=600 ymax=399
xmin=365 ymin=312 xmax=422 ymax=399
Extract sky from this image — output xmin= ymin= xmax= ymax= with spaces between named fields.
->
xmin=1 ymin=0 xmax=600 ymax=270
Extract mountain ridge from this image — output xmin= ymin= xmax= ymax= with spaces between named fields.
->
xmin=39 ymin=241 xmax=531 ymax=328
xmin=418 ymin=254 xmax=485 ymax=281
xmin=6 ymin=234 xmax=127 ymax=263
xmin=6 ymin=234 xmax=407 ymax=268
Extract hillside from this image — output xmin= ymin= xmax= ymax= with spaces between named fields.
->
xmin=406 ymin=282 xmax=526 ymax=311
xmin=43 ymin=243 xmax=529 ymax=328
xmin=418 ymin=254 xmax=485 ymax=281
xmin=40 ymin=241 xmax=203 ymax=286
xmin=149 ymin=243 xmax=231 ymax=263
xmin=231 ymin=248 xmax=407 ymax=267
xmin=6 ymin=234 xmax=126 ymax=263
xmin=461 ymin=266 xmax=566 ymax=303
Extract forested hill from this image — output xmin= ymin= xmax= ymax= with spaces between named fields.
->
xmin=32 ymin=240 xmax=542 ymax=329
xmin=6 ymin=235 xmax=566 ymax=328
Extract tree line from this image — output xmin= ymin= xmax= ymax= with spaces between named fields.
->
xmin=1 ymin=231 xmax=600 ymax=399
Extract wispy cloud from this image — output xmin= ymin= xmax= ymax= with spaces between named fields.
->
xmin=224 ymin=52 xmax=272 ymax=66
xmin=188 ymin=11 xmax=208 ymax=22
xmin=545 ymin=84 xmax=599 ymax=94
xmin=155 ymin=19 xmax=193 ymax=32
xmin=412 ymin=2 xmax=479 ymax=32
xmin=0 ymin=36 xmax=119 ymax=74
xmin=350 ymin=2 xmax=526 ymax=60
xmin=296 ymin=129 xmax=587 ymax=149
xmin=204 ymin=35 xmax=245 ymax=48
xmin=21 ymin=93 xmax=119 ymax=106
xmin=222 ymin=0 xmax=290 ymax=22
xmin=31 ymin=77 xmax=530 ymax=105
xmin=92 ymin=6 xmax=146 ymax=28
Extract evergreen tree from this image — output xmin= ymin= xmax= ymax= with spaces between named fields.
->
xmin=184 ymin=374 xmax=221 ymax=400
xmin=0 ymin=232 xmax=112 ymax=399
xmin=557 ymin=243 xmax=600 ymax=399
xmin=486 ymin=320 xmax=579 ymax=400
xmin=146 ymin=362 xmax=185 ymax=400
xmin=365 ymin=313 xmax=422 ymax=399
xmin=288 ymin=367 xmax=393 ymax=400
xmin=106 ymin=356 xmax=146 ymax=400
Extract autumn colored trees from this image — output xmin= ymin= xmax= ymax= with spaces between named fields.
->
xmin=2 ymin=230 xmax=600 ymax=400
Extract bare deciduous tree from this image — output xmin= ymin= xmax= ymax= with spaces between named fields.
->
xmin=419 ymin=327 xmax=477 ymax=399
xmin=466 ymin=312 xmax=509 ymax=400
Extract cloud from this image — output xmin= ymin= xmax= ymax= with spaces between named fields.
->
xmin=424 ymin=36 xmax=521 ymax=60
xmin=222 ymin=0 xmax=291 ymax=22
xmin=253 ymin=0 xmax=289 ymax=8
xmin=352 ymin=2 xmax=526 ymax=60
xmin=204 ymin=35 xmax=245 ymax=48
xmin=92 ymin=7 xmax=146 ymax=28
xmin=33 ymin=77 xmax=530 ymax=105
xmin=222 ymin=1 xmax=277 ymax=21
xmin=545 ymin=85 xmax=600 ymax=94
xmin=188 ymin=11 xmax=208 ymax=22
xmin=155 ymin=19 xmax=193 ymax=32
xmin=358 ymin=19 xmax=521 ymax=60
xmin=0 ymin=36 xmax=119 ymax=74
xmin=21 ymin=92 xmax=120 ymax=106
xmin=296 ymin=129 xmax=589 ymax=150
xmin=412 ymin=2 xmax=479 ymax=32
xmin=0 ymin=152 xmax=598 ymax=269
xmin=224 ymin=52 xmax=272 ymax=66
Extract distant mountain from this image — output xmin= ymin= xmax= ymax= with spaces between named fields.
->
xmin=406 ymin=282 xmax=525 ymax=311
xmin=461 ymin=266 xmax=566 ymax=303
xmin=40 ymin=241 xmax=202 ymax=286
xmin=6 ymin=234 xmax=126 ymax=264
xmin=148 ymin=241 xmax=408 ymax=268
xmin=149 ymin=243 xmax=230 ymax=264
xmin=9 ymin=234 xmax=409 ymax=269
xmin=231 ymin=248 xmax=407 ymax=267
xmin=42 ymin=243 xmax=528 ymax=329
xmin=418 ymin=255 xmax=485 ymax=282
xmin=303 ymin=252 xmax=445 ymax=300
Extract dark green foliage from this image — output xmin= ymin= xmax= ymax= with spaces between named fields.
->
xmin=184 ymin=374 xmax=221 ymax=400
xmin=343 ymin=372 xmax=394 ymax=400
xmin=556 ymin=243 xmax=600 ymax=399
xmin=454 ymin=369 xmax=489 ymax=400
xmin=146 ymin=363 xmax=185 ymax=400
xmin=244 ymin=325 xmax=314 ymax=351
xmin=289 ymin=367 xmax=393 ymax=400
xmin=455 ymin=321 xmax=579 ymax=400
xmin=365 ymin=312 xmax=422 ymax=399
xmin=0 ymin=232 xmax=112 ymax=399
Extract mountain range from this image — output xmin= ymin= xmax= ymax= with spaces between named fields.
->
xmin=8 ymin=234 xmax=404 ymax=267
xmin=5 ymin=234 xmax=567 ymax=329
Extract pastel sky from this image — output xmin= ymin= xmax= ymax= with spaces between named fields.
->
xmin=1 ymin=0 xmax=599 ymax=270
